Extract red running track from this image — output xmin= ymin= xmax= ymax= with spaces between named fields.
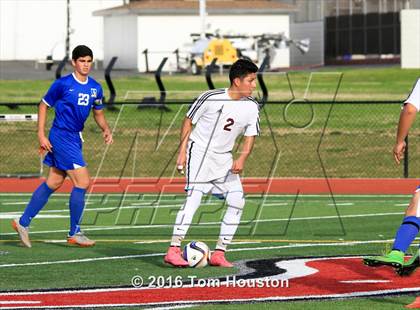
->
xmin=0 ymin=178 xmax=419 ymax=194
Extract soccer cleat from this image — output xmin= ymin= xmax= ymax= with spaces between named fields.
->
xmin=396 ymin=251 xmax=420 ymax=277
xmin=209 ymin=250 xmax=234 ymax=267
xmin=406 ymin=296 xmax=420 ymax=308
xmin=363 ymin=250 xmax=404 ymax=268
xmin=11 ymin=219 xmax=31 ymax=248
xmin=164 ymin=246 xmax=189 ymax=267
xmin=67 ymin=232 xmax=95 ymax=247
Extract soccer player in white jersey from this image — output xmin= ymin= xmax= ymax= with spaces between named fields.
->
xmin=164 ymin=59 xmax=260 ymax=267
xmin=364 ymin=78 xmax=420 ymax=275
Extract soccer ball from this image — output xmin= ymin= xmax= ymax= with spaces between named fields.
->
xmin=183 ymin=241 xmax=211 ymax=268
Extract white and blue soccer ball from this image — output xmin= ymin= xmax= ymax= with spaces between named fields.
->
xmin=183 ymin=241 xmax=211 ymax=268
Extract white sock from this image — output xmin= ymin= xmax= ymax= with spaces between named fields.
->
xmin=170 ymin=190 xmax=203 ymax=246
xmin=216 ymin=205 xmax=244 ymax=251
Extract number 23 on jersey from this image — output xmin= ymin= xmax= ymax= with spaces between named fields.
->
xmin=77 ymin=93 xmax=90 ymax=106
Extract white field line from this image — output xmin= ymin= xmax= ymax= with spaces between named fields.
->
xmin=0 ymin=238 xmax=405 ymax=269
xmin=1 ymin=198 xmax=186 ymax=205
xmin=132 ymin=240 xmax=261 ymax=245
xmin=0 ymin=197 xmax=410 ymax=207
xmin=1 ymin=202 xmax=29 ymax=205
xmin=0 ymin=253 xmax=164 ymax=268
xmin=0 ymin=202 xmax=92 ymax=208
xmin=0 ymin=198 xmax=409 ymax=204
xmin=257 ymin=203 xmax=288 ymax=206
xmin=133 ymin=240 xmax=169 ymax=244
xmin=230 ymin=241 xmax=262 ymax=245
xmin=0 ymin=211 xmax=404 ymax=236
xmin=151 ymin=305 xmax=196 ymax=310
xmin=0 ymin=215 xmax=68 ymax=219
xmin=0 ymin=202 xmax=221 ymax=216
xmin=0 ymin=200 xmax=405 ymax=216
xmin=1 ymin=199 xmax=410 ymax=210
xmin=245 ymin=194 xmax=413 ymax=198
xmin=328 ymin=203 xmax=353 ymax=206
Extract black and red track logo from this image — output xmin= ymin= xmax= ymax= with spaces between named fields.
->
xmin=2 ymin=256 xmax=420 ymax=308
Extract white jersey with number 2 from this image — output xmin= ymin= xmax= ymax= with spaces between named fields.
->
xmin=186 ymin=88 xmax=260 ymax=153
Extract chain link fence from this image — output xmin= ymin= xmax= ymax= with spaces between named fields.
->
xmin=0 ymin=101 xmax=416 ymax=179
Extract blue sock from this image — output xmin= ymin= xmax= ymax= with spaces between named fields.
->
xmin=19 ymin=182 xmax=54 ymax=227
xmin=392 ymin=216 xmax=420 ymax=253
xmin=69 ymin=187 xmax=86 ymax=236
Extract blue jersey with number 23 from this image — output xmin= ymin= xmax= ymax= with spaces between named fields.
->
xmin=42 ymin=72 xmax=104 ymax=132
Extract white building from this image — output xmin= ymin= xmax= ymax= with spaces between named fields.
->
xmin=0 ymin=0 xmax=124 ymax=61
xmin=93 ymin=0 xmax=298 ymax=71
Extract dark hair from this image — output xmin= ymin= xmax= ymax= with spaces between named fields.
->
xmin=72 ymin=45 xmax=93 ymax=60
xmin=229 ymin=59 xmax=258 ymax=84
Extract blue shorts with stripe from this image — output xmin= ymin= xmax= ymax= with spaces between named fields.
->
xmin=43 ymin=127 xmax=86 ymax=171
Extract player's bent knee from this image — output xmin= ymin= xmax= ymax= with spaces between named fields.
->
xmin=73 ymin=179 xmax=90 ymax=189
xmin=226 ymin=192 xmax=245 ymax=209
xmin=46 ymin=180 xmax=64 ymax=191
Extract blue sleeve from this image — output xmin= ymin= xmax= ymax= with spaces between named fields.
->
xmin=93 ymin=85 xmax=104 ymax=110
xmin=42 ymin=80 xmax=62 ymax=108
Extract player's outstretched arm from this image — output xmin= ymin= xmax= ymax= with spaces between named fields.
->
xmin=93 ymin=109 xmax=113 ymax=145
xmin=177 ymin=117 xmax=193 ymax=174
xmin=394 ymin=103 xmax=417 ymax=165
xmin=38 ymin=101 xmax=53 ymax=153
xmin=231 ymin=136 xmax=255 ymax=174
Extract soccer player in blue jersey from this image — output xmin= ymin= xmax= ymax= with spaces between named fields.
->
xmin=12 ymin=45 xmax=113 ymax=247
xmin=364 ymin=78 xmax=420 ymax=275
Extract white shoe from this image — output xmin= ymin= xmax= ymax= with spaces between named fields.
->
xmin=12 ymin=219 xmax=31 ymax=248
xmin=67 ymin=231 xmax=95 ymax=247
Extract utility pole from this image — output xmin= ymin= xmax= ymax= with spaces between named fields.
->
xmin=66 ymin=0 xmax=70 ymax=58
xmin=199 ymin=0 xmax=206 ymax=38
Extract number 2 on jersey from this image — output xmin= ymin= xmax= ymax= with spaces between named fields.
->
xmin=223 ymin=118 xmax=235 ymax=131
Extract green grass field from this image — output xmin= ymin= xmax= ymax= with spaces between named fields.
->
xmin=1 ymin=66 xmax=420 ymax=178
xmin=0 ymin=66 xmax=419 ymax=102
xmin=1 ymin=193 xmax=419 ymax=308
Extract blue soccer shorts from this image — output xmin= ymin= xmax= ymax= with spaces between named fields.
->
xmin=43 ymin=127 xmax=86 ymax=171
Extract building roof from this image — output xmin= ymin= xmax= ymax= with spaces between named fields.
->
xmin=93 ymin=0 xmax=297 ymax=16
